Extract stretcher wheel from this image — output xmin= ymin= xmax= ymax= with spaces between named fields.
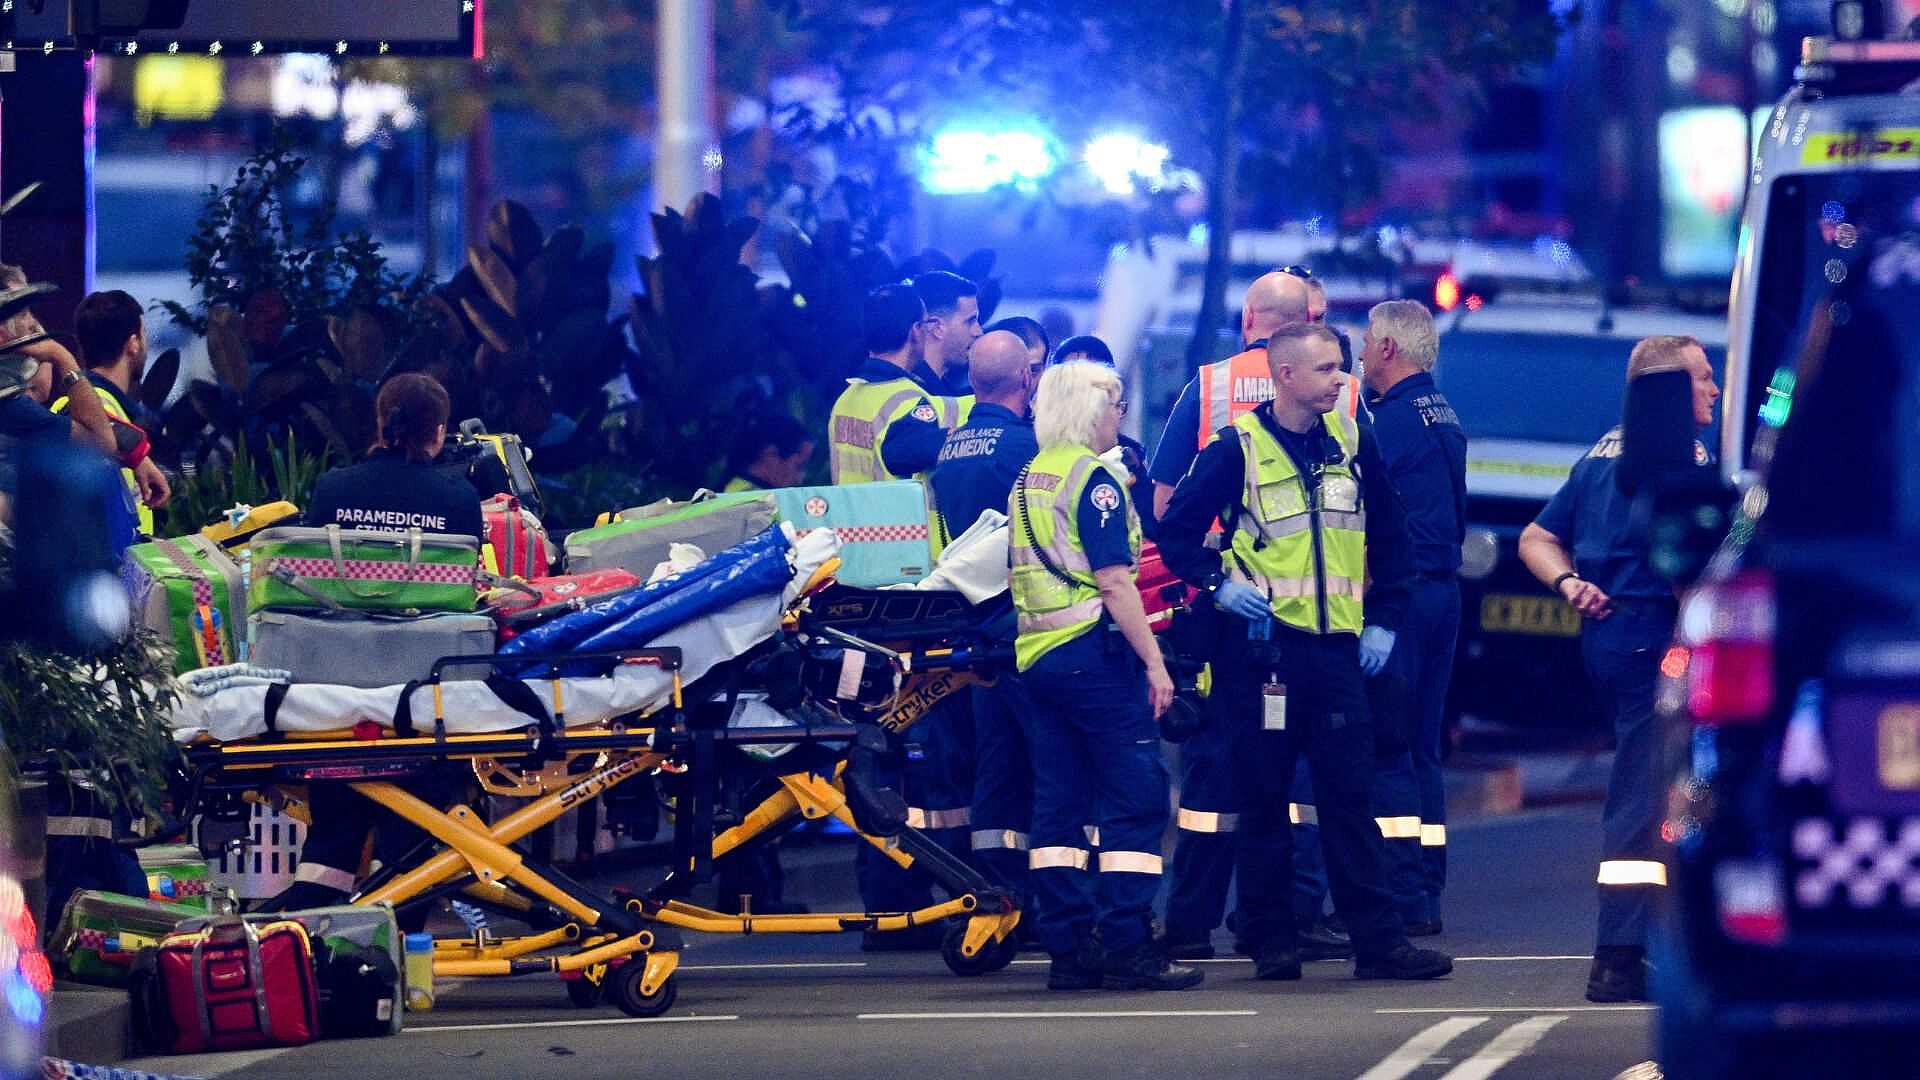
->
xmin=942 ymin=922 xmax=1018 ymax=977
xmin=565 ymin=970 xmax=606 ymax=1008
xmin=611 ymin=963 xmax=677 ymax=1018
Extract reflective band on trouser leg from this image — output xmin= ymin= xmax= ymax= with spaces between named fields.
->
xmin=906 ymin=806 xmax=973 ymax=831
xmin=294 ymin=861 xmax=359 ymax=893
xmin=1375 ymin=816 xmax=1423 ymax=839
xmin=1288 ymin=803 xmax=1319 ymax=826
xmin=1176 ymin=808 xmax=1240 ymax=833
xmin=971 ymin=829 xmax=1030 ymax=852
xmin=1596 ymin=860 xmax=1668 ymax=886
xmin=1098 ymin=851 xmax=1164 ymax=874
xmin=1421 ymin=824 xmax=1447 ymax=848
xmin=1031 ymin=846 xmax=1091 ymax=871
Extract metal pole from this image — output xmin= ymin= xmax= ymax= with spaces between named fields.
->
xmin=656 ymin=0 xmax=717 ymax=214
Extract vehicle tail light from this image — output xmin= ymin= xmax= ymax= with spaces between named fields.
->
xmin=1434 ymin=272 xmax=1460 ymax=311
xmin=1677 ymin=570 xmax=1776 ymax=725
xmin=1715 ymin=860 xmax=1786 ymax=946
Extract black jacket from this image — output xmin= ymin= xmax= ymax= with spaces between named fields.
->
xmin=306 ymin=447 xmax=485 ymax=539
xmin=1157 ymin=402 xmax=1414 ymax=633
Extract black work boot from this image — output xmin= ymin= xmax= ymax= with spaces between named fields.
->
xmin=1252 ymin=945 xmax=1302 ymax=981
xmin=1102 ymin=940 xmax=1204 ymax=991
xmin=1585 ymin=946 xmax=1648 ymax=1003
xmin=1047 ymin=941 xmax=1106 ymax=991
xmin=1355 ymin=943 xmax=1454 ymax=980
xmin=1298 ymin=918 xmax=1355 ymax=961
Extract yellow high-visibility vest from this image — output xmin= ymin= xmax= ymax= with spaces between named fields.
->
xmin=1219 ymin=409 xmax=1366 ymax=635
xmin=1009 ymin=444 xmax=1140 ymax=671
xmin=53 ymin=381 xmax=149 ymax=535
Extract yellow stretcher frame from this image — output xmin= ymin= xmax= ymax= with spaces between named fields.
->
xmin=185 ymin=644 xmax=1024 ymax=1016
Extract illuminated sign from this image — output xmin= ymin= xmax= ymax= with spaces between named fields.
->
xmin=1659 ymin=106 xmax=1748 ymax=278
xmin=4 ymin=0 xmax=481 ymax=57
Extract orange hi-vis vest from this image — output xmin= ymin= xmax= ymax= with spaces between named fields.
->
xmin=1195 ymin=347 xmax=1361 ymax=449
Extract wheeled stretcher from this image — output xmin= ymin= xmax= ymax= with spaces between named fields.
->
xmin=170 ymin=536 xmax=1030 ymax=1015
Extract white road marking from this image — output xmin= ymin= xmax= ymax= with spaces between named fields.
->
xmin=681 ymin=961 xmax=869 ymax=971
xmin=1374 ymin=999 xmax=1658 ymax=1006
xmin=1437 ymin=1015 xmax=1568 ymax=1079
xmin=407 ymin=1014 xmax=741 ymax=1033
xmin=1356 ymin=1016 xmax=1491 ymax=1080
xmin=1452 ymin=956 xmax=1592 ymax=962
xmin=1007 ymin=955 xmax=1591 ymax=966
xmin=857 ymin=1010 xmax=1260 ymax=1020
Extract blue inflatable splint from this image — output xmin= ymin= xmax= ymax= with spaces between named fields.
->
xmin=502 ymin=525 xmax=794 ymax=671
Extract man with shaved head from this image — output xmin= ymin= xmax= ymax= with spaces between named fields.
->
xmin=930 ymin=329 xmax=1045 ymax=902
xmin=1148 ymin=271 xmax=1312 ymax=519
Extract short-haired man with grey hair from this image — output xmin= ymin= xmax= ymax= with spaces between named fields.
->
xmin=1359 ymin=299 xmax=1468 ymax=938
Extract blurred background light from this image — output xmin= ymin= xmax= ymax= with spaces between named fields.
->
xmin=920 ymin=123 xmax=1058 ymax=194
xmin=1083 ymin=132 xmax=1171 ymax=196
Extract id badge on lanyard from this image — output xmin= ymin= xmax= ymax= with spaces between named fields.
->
xmin=1262 ymin=676 xmax=1287 ymax=731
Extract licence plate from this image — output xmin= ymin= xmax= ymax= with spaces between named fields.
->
xmin=1879 ymin=705 xmax=1920 ymax=790
xmin=1480 ymin=594 xmax=1582 ymax=637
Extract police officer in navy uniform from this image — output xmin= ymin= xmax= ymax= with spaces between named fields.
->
xmin=929 ymin=331 xmax=1041 ymax=902
xmin=1520 ymin=335 xmax=1719 ymax=1003
xmin=1159 ymin=325 xmax=1452 ymax=983
xmin=1360 ymin=300 xmax=1468 ymax=935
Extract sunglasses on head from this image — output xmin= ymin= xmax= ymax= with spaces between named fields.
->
xmin=1276 ymin=264 xmax=1316 ymax=281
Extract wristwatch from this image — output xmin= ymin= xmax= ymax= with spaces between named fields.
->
xmin=56 ymin=369 xmax=83 ymax=391
xmin=1550 ymin=571 xmax=1581 ymax=595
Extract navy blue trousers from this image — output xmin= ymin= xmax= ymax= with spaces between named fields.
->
xmin=1023 ymin=632 xmax=1170 ymax=957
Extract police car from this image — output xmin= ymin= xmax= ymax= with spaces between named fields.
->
xmin=1431 ymin=292 xmax=1726 ymax=731
xmin=1650 ymin=30 xmax=1920 ymax=1077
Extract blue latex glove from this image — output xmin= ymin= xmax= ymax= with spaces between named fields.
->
xmin=1213 ymin=580 xmax=1270 ymax=623
xmin=1358 ymin=626 xmax=1397 ymax=676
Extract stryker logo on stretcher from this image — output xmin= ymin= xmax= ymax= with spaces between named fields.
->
xmin=332 ymin=508 xmax=452 ymax=530
xmin=880 ymin=671 xmax=972 ymax=733
xmin=559 ymin=754 xmax=648 ymax=810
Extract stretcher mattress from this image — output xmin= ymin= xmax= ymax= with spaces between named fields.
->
xmin=170 ymin=525 xmax=840 ymax=744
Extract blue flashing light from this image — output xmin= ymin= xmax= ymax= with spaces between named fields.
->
xmin=919 ymin=124 xmax=1058 ymax=194
xmin=5 ymin=974 xmax=42 ymax=1027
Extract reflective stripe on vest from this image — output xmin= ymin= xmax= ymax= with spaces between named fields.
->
xmin=1195 ymin=350 xmax=1359 ymax=448
xmin=1010 ymin=445 xmax=1140 ymax=672
xmin=829 ymin=377 xmax=970 ymax=486
xmin=1222 ymin=409 xmax=1366 ymax=635
xmin=925 ymin=394 xmax=977 ymax=560
xmin=53 ymin=383 xmax=150 ymax=534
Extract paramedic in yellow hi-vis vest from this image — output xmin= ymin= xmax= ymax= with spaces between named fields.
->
xmin=54 ymin=291 xmax=172 ymax=535
xmin=828 ymin=282 xmax=972 ymax=948
xmin=1157 ymin=324 xmax=1453 ymax=985
xmin=1010 ymin=360 xmax=1201 ymax=994
xmin=828 ymin=283 xmax=963 ymax=487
